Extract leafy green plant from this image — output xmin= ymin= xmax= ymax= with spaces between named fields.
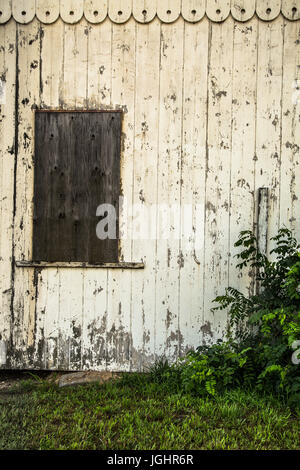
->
xmin=213 ymin=228 xmax=300 ymax=333
xmin=158 ymin=228 xmax=300 ymax=405
xmin=209 ymin=228 xmax=300 ymax=403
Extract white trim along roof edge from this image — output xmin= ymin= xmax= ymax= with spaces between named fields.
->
xmin=0 ymin=0 xmax=299 ymax=26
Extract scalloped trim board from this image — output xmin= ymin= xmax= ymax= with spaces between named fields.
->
xmin=0 ymin=0 xmax=299 ymax=25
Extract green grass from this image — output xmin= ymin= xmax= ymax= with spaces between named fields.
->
xmin=0 ymin=372 xmax=299 ymax=450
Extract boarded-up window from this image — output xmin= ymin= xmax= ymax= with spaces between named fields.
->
xmin=33 ymin=111 xmax=121 ymax=263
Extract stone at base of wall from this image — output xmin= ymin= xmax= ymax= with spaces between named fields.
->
xmin=56 ymin=371 xmax=120 ymax=388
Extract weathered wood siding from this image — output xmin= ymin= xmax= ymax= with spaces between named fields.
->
xmin=0 ymin=1 xmax=299 ymax=370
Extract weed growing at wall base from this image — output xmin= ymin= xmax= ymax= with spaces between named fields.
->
xmin=153 ymin=228 xmax=300 ymax=407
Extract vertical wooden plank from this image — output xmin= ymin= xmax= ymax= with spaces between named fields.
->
xmin=106 ymin=18 xmax=136 ymax=371
xmin=41 ymin=19 xmax=64 ymax=109
xmin=58 ymin=267 xmax=82 ymax=369
xmin=179 ymin=18 xmax=209 ymax=354
xmin=0 ymin=19 xmax=16 ymax=367
xmin=37 ymin=19 xmax=64 ymax=369
xmin=0 ymin=23 xmax=6 ymax=364
xmin=81 ymin=17 xmax=112 ymax=370
xmin=111 ymin=20 xmax=135 ymax=264
xmin=31 ymin=112 xmax=52 ymax=368
xmin=86 ymin=17 xmax=112 ymax=109
xmin=67 ymin=266 xmax=83 ymax=369
xmin=62 ymin=23 xmax=76 ymax=109
xmin=87 ymin=112 xmax=121 ymax=264
xmin=155 ymin=18 xmax=184 ymax=361
xmin=255 ymin=17 xmax=283 ymax=256
xmin=13 ymin=19 xmax=40 ymax=367
xmin=280 ymin=21 xmax=300 ymax=239
xmin=58 ymin=20 xmax=88 ymax=370
xmin=229 ymin=18 xmax=257 ymax=297
xmin=257 ymin=187 xmax=269 ymax=256
xmin=42 ymin=268 xmax=60 ymax=369
xmin=74 ymin=22 xmax=88 ymax=109
xmin=256 ymin=187 xmax=270 ymax=295
xmin=130 ymin=18 xmax=160 ymax=370
xmin=59 ymin=24 xmax=77 ymax=368
xmin=106 ymin=270 xmax=132 ymax=371
xmin=32 ymin=267 xmax=48 ymax=368
xmin=82 ymin=271 xmax=108 ymax=370
xmin=69 ymin=20 xmax=88 ymax=370
xmin=203 ymin=18 xmax=234 ymax=342
xmin=33 ymin=112 xmax=59 ymax=261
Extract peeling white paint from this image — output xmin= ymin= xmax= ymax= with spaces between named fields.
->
xmin=0 ymin=340 xmax=7 ymax=365
xmin=0 ymin=78 xmax=5 ymax=104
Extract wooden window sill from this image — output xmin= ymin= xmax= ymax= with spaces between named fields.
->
xmin=15 ymin=261 xmax=145 ymax=269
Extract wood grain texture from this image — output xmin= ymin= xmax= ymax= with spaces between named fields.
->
xmin=255 ymin=16 xmax=284 ymax=258
xmin=12 ymin=19 xmax=40 ymax=367
xmin=36 ymin=19 xmax=64 ymax=370
xmin=230 ymin=0 xmax=255 ymax=22
xmin=155 ymin=18 xmax=184 ymax=360
xmin=60 ymin=0 xmax=84 ymax=24
xmin=132 ymin=0 xmax=157 ymax=23
xmin=256 ymin=0 xmax=281 ymax=21
xmin=130 ymin=18 xmax=160 ymax=369
xmin=36 ymin=0 xmax=60 ymax=24
xmin=229 ymin=19 xmax=257 ymax=297
xmin=206 ymin=0 xmax=230 ymax=22
xmin=281 ymin=0 xmax=300 ymax=20
xmin=179 ymin=19 xmax=209 ymax=352
xmin=280 ymin=21 xmax=300 ymax=232
xmin=106 ymin=18 xmax=136 ymax=371
xmin=33 ymin=111 xmax=121 ymax=263
xmin=257 ymin=188 xmax=269 ymax=256
xmin=181 ymin=0 xmax=206 ymax=22
xmin=12 ymin=0 xmax=35 ymax=24
xmin=0 ymin=19 xmax=16 ymax=366
xmin=203 ymin=18 xmax=233 ymax=341
xmin=83 ymin=16 xmax=111 ymax=371
xmin=84 ymin=0 xmax=107 ymax=24
xmin=108 ymin=0 xmax=132 ymax=24
xmin=157 ymin=0 xmax=181 ymax=23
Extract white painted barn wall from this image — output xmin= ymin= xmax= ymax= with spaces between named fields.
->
xmin=0 ymin=0 xmax=299 ymax=370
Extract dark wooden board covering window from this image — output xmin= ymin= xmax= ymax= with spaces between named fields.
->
xmin=33 ymin=111 xmax=121 ymax=263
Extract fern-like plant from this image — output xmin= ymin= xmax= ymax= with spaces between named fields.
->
xmin=211 ymin=228 xmax=300 ymax=403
